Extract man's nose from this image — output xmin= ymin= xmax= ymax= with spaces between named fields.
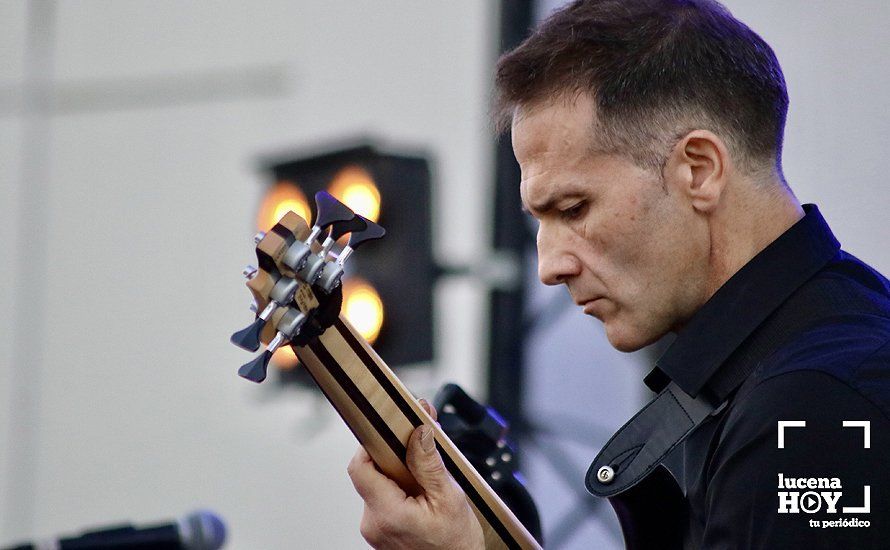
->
xmin=537 ymin=226 xmax=580 ymax=286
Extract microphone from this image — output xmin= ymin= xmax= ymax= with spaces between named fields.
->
xmin=3 ymin=510 xmax=226 ymax=550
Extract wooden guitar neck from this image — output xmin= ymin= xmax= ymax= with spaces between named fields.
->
xmin=295 ymin=316 xmax=542 ymax=550
xmin=235 ymin=204 xmax=541 ymax=549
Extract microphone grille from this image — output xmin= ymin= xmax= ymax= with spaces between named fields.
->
xmin=178 ymin=510 xmax=227 ymax=550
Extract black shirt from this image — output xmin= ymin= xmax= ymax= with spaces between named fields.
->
xmin=649 ymin=205 xmax=890 ymax=549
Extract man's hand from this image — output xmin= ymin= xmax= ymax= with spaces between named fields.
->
xmin=347 ymin=399 xmax=485 ymax=549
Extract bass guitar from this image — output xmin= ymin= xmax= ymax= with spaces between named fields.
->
xmin=230 ymin=191 xmax=542 ymax=550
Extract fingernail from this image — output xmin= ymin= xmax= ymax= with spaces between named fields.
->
xmin=421 ymin=425 xmax=435 ymax=452
xmin=418 ymin=398 xmax=430 ymax=414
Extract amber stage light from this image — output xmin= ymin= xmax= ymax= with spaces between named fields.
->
xmin=342 ymin=277 xmax=384 ymax=344
xmin=329 ymin=165 xmax=381 ymax=223
xmin=272 ymin=346 xmax=300 ymax=370
xmin=256 ymin=181 xmax=311 ymax=231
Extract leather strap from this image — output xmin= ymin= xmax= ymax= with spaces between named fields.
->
xmin=586 ymin=383 xmax=721 ymax=498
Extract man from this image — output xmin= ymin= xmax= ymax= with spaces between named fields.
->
xmin=348 ymin=0 xmax=890 ymax=548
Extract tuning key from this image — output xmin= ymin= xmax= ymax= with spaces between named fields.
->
xmin=345 ymin=216 xmax=386 ymax=253
xmin=283 ymin=241 xmax=312 ymax=274
xmin=277 ymin=308 xmax=308 ymax=337
xmin=230 ymin=318 xmax=263 ymax=352
xmin=317 ymin=262 xmax=345 ymax=294
xmin=253 ymin=231 xmax=266 ymax=245
xmin=238 ymin=350 xmax=272 ymax=383
xmin=320 ymin=215 xmax=367 ymax=257
xmin=306 ymin=215 xmax=368 ymax=289
xmin=283 ymin=192 xmax=357 ymax=274
xmin=237 ymin=330 xmax=290 ymax=383
xmin=313 ymin=191 xmax=356 ymax=236
xmin=242 ymin=265 xmax=258 ymax=279
xmin=230 ymin=300 xmax=276 ymax=351
xmin=317 ymin=216 xmax=386 ymax=293
xmin=230 ymin=274 xmax=300 ymax=351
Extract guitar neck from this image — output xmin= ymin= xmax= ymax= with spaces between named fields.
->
xmin=294 ymin=315 xmax=542 ymax=550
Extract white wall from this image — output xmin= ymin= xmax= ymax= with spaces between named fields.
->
xmin=0 ymin=1 xmax=497 ymax=547
xmin=3 ymin=2 xmax=889 ymax=550
xmin=723 ymin=0 xmax=890 ymax=274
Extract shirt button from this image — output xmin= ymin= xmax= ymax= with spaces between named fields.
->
xmin=597 ymin=465 xmax=615 ymax=484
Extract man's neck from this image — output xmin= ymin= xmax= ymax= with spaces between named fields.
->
xmin=705 ymin=177 xmax=805 ymax=298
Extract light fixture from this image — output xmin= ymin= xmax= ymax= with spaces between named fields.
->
xmin=342 ymin=276 xmax=384 ymax=343
xmin=257 ymin=142 xmax=434 ymax=385
xmin=329 ymin=165 xmax=381 ymax=223
xmin=272 ymin=346 xmax=300 ymax=370
xmin=256 ymin=181 xmax=311 ymax=231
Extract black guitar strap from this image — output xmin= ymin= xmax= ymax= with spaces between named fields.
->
xmin=584 ymin=381 xmax=720 ymax=498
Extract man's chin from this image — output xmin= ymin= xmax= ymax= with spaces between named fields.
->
xmin=604 ymin=324 xmax=659 ymax=353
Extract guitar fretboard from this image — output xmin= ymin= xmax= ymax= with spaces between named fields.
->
xmin=296 ymin=316 xmax=541 ymax=550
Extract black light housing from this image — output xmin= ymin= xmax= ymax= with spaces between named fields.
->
xmin=257 ymin=142 xmax=435 ymax=380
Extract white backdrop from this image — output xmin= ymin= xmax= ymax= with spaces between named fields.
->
xmin=1 ymin=1 xmax=889 ymax=549
xmin=0 ymin=2 xmax=497 ymax=548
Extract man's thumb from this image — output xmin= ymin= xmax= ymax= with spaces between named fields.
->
xmin=406 ymin=424 xmax=450 ymax=496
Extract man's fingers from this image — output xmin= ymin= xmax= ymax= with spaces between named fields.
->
xmin=347 ymin=447 xmax=407 ymax=509
xmin=418 ymin=398 xmax=438 ymax=422
xmin=405 ymin=425 xmax=452 ymax=501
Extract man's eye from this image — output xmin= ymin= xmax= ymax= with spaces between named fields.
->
xmin=561 ymin=202 xmax=586 ymax=220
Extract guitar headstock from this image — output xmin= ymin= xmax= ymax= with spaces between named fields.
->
xmin=231 ymin=191 xmax=385 ymax=383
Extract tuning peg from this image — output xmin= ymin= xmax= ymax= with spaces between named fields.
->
xmin=242 ymin=265 xmax=258 ymax=279
xmin=230 ymin=301 xmax=276 ymax=351
xmin=230 ymin=318 xmax=264 ymax=352
xmin=297 ymin=215 xmax=367 ymax=287
xmin=330 ymin=215 xmax=368 ymax=242
xmin=277 ymin=308 xmax=308 ymax=338
xmin=301 ymin=192 xmax=356 ymax=251
xmin=237 ymin=331 xmax=288 ymax=383
xmin=317 ymin=261 xmax=346 ymax=294
xmin=317 ymin=217 xmax=386 ymax=293
xmin=231 ymin=275 xmax=300 ymax=351
xmin=338 ymin=216 xmax=386 ymax=266
xmin=282 ymin=241 xmax=312 ymax=274
xmin=238 ymin=350 xmax=272 ymax=383
xmin=269 ymin=276 xmax=299 ymax=304
xmin=254 ymin=231 xmax=266 ymax=245
xmin=346 ymin=216 xmax=386 ymax=250
xmin=282 ymin=192 xmax=356 ymax=274
xmin=320 ymin=215 xmax=367 ymax=257
xmin=235 ymin=308 xmax=306 ymax=383
xmin=314 ymin=191 xmax=356 ymax=235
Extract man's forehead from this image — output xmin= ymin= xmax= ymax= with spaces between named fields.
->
xmin=511 ymin=94 xmax=599 ymax=161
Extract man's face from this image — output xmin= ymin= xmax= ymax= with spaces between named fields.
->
xmin=514 ymin=94 xmax=709 ymax=352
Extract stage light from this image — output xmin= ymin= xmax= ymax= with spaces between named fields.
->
xmin=272 ymin=346 xmax=300 ymax=370
xmin=329 ymin=165 xmax=381 ymax=223
xmin=342 ymin=277 xmax=384 ymax=343
xmin=257 ymin=143 xmax=434 ymax=384
xmin=257 ymin=181 xmax=311 ymax=231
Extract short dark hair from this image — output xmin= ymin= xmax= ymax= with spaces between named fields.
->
xmin=495 ymin=0 xmax=789 ymax=174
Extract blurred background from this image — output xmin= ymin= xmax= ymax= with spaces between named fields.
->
xmin=1 ymin=1 xmax=888 ymax=548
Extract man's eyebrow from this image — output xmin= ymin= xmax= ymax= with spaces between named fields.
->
xmin=521 ymin=195 xmax=571 ymax=216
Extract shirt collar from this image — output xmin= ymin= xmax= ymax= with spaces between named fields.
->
xmin=645 ymin=204 xmax=840 ymax=397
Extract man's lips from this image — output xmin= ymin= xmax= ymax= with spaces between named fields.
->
xmin=578 ymin=297 xmax=606 ymax=315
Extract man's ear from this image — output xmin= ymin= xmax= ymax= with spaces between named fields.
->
xmin=663 ymin=130 xmax=730 ymax=213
